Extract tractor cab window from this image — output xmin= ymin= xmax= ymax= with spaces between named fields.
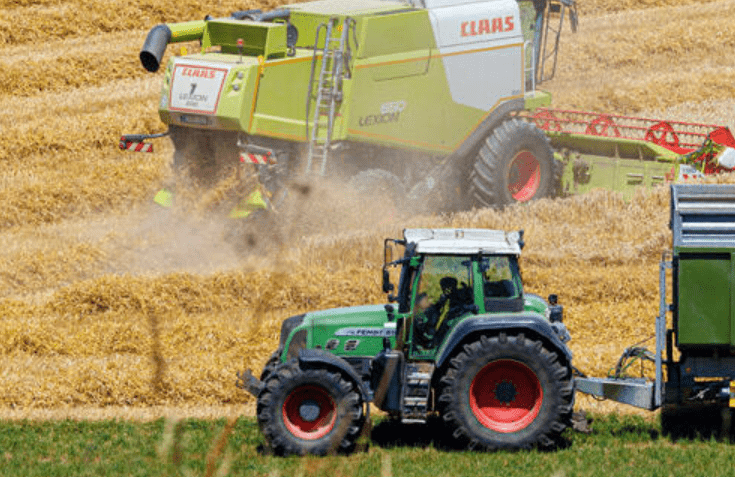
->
xmin=481 ymin=255 xmax=524 ymax=312
xmin=410 ymin=255 xmax=473 ymax=350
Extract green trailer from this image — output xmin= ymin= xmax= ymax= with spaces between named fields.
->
xmin=577 ymin=183 xmax=735 ymax=435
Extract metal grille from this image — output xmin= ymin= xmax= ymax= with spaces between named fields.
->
xmin=670 ymin=184 xmax=735 ymax=249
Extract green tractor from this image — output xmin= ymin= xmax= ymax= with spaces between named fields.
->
xmin=121 ymin=0 xmax=579 ymax=220
xmin=238 ymin=228 xmax=574 ymax=454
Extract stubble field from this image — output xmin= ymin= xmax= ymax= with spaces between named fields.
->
xmin=2 ymin=0 xmax=735 ymax=420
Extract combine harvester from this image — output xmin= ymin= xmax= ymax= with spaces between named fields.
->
xmin=120 ymin=0 xmax=735 ymax=222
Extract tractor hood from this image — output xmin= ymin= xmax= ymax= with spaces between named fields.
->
xmin=303 ymin=304 xmax=396 ymax=357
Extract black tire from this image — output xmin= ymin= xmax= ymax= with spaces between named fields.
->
xmin=259 ymin=350 xmax=282 ymax=382
xmin=437 ymin=333 xmax=573 ymax=450
xmin=661 ymin=404 xmax=730 ymax=441
xmin=257 ymin=361 xmax=365 ymax=456
xmin=348 ymin=169 xmax=405 ymax=204
xmin=468 ymin=119 xmax=556 ymax=208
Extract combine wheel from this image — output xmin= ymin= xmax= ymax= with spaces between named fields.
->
xmin=437 ymin=333 xmax=573 ymax=450
xmin=469 ymin=119 xmax=556 ymax=207
xmin=257 ymin=361 xmax=364 ymax=456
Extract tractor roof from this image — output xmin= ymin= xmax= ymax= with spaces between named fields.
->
xmin=403 ymin=228 xmax=523 ymax=255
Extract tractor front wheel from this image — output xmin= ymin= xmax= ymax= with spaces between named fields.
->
xmin=257 ymin=361 xmax=364 ymax=455
xmin=437 ymin=333 xmax=573 ymax=450
xmin=469 ymin=119 xmax=557 ymax=208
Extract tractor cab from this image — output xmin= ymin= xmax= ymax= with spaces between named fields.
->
xmin=382 ymin=228 xmax=539 ymax=358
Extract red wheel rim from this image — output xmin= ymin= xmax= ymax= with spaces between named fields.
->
xmin=282 ymin=385 xmax=337 ymax=440
xmin=469 ymin=359 xmax=543 ymax=433
xmin=508 ymin=151 xmax=541 ymax=202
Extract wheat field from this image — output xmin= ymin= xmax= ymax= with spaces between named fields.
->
xmin=2 ymin=0 xmax=735 ymax=420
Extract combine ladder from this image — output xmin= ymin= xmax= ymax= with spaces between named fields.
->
xmin=537 ymin=0 xmax=578 ymax=83
xmin=305 ymin=17 xmax=354 ymax=176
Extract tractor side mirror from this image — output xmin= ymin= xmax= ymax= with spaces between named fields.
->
xmin=382 ymin=269 xmax=394 ymax=294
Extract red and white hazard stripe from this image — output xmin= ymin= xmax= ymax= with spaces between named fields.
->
xmin=119 ymin=138 xmax=154 ymax=153
xmin=240 ymin=151 xmax=272 ymax=165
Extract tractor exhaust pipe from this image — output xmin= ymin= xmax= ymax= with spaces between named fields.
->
xmin=139 ymin=21 xmax=207 ymax=73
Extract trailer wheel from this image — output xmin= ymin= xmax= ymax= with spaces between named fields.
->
xmin=661 ymin=404 xmax=731 ymax=440
xmin=437 ymin=333 xmax=573 ymax=450
xmin=469 ymin=119 xmax=556 ymax=207
xmin=257 ymin=361 xmax=364 ymax=456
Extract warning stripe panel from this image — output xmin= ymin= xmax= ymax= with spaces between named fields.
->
xmin=119 ymin=140 xmax=154 ymax=153
xmin=239 ymin=152 xmax=272 ymax=165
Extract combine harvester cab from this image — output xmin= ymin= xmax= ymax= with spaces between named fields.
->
xmin=577 ymin=184 xmax=735 ymax=435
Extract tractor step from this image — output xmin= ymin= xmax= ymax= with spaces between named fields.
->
xmin=401 ymin=363 xmax=434 ymax=424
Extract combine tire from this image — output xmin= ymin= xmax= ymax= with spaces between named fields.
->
xmin=437 ymin=333 xmax=573 ymax=450
xmin=469 ymin=119 xmax=556 ymax=207
xmin=257 ymin=361 xmax=364 ymax=456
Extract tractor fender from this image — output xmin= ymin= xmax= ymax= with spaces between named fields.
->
xmin=297 ymin=349 xmax=371 ymax=404
xmin=435 ymin=313 xmax=572 ymax=371
xmin=451 ymin=98 xmax=525 ymax=162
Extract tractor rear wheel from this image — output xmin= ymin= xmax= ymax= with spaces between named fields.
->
xmin=257 ymin=361 xmax=364 ymax=455
xmin=437 ymin=333 xmax=573 ymax=450
xmin=469 ymin=119 xmax=557 ymax=208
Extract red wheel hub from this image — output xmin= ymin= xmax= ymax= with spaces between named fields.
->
xmin=469 ymin=359 xmax=543 ymax=433
xmin=508 ymin=151 xmax=541 ymax=202
xmin=282 ymin=385 xmax=337 ymax=440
